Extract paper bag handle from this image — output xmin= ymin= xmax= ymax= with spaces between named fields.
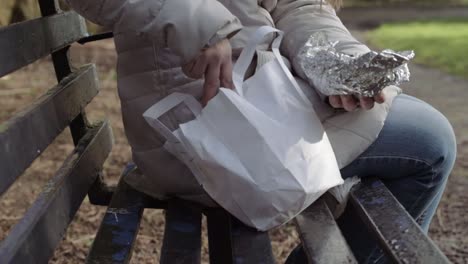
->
xmin=143 ymin=92 xmax=202 ymax=143
xmin=271 ymin=35 xmax=313 ymax=107
xmin=233 ymin=26 xmax=283 ymax=96
xmin=233 ymin=26 xmax=312 ymax=107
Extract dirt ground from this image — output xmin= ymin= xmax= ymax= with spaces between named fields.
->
xmin=0 ymin=38 xmax=466 ymax=263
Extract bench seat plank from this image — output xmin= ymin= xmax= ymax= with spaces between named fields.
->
xmin=350 ymin=178 xmax=450 ymax=264
xmin=0 ymin=65 xmax=99 ymax=195
xmin=160 ymin=200 xmax=202 ymax=264
xmin=86 ymin=166 xmax=147 ymax=264
xmin=0 ymin=121 xmax=113 ymax=264
xmin=294 ymin=197 xmax=357 ymax=264
xmin=0 ymin=11 xmax=87 ymax=77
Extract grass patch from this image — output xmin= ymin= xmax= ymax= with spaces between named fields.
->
xmin=368 ymin=20 xmax=468 ymax=78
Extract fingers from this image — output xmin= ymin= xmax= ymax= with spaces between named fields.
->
xmin=329 ymin=95 xmax=358 ymax=112
xmin=186 ymin=51 xmax=232 ymax=106
xmin=202 ymin=58 xmax=233 ymax=105
xmin=191 ymin=56 xmax=209 ymax=79
xmin=359 ymin=96 xmax=375 ymax=110
xmin=341 ymin=95 xmax=358 ymax=112
xmin=360 ymin=91 xmax=386 ymax=110
xmin=181 ymin=60 xmax=196 ymax=77
xmin=182 ymin=55 xmax=208 ymax=79
xmin=329 ymin=91 xmax=387 ymax=112
xmin=329 ymin=95 xmax=358 ymax=111
xmin=201 ymin=62 xmax=221 ymax=106
xmin=220 ymin=59 xmax=234 ymax=90
xmin=374 ymin=92 xmax=386 ymax=104
xmin=182 ymin=39 xmax=233 ymax=106
xmin=329 ymin=95 xmax=343 ymax=108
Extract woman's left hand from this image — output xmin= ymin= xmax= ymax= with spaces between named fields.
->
xmin=328 ymin=92 xmax=386 ymax=112
xmin=181 ymin=39 xmax=234 ymax=106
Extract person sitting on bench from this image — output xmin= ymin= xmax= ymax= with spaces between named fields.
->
xmin=65 ymin=0 xmax=456 ymax=262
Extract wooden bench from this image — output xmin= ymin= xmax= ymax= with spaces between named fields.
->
xmin=0 ymin=0 xmax=451 ymax=263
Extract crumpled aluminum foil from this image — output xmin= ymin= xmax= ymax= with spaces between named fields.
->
xmin=297 ymin=32 xmax=415 ymax=97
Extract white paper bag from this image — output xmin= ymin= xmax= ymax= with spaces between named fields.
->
xmin=143 ymin=26 xmax=343 ymax=231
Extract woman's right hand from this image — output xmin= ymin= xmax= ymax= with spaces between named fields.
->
xmin=182 ymin=39 xmax=234 ymax=106
xmin=328 ymin=93 xmax=386 ymax=112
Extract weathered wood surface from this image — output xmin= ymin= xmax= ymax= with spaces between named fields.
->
xmin=87 ymin=166 xmax=147 ymax=264
xmin=0 ymin=11 xmax=87 ymax=77
xmin=350 ymin=179 xmax=451 ymax=264
xmin=160 ymin=200 xmax=202 ymax=264
xmin=206 ymin=210 xmax=274 ymax=264
xmin=0 ymin=121 xmax=113 ymax=264
xmin=0 ymin=65 xmax=99 ymax=196
xmin=295 ymin=197 xmax=357 ymax=264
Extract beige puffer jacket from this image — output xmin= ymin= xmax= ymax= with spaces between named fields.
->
xmin=67 ymin=0 xmax=400 ymax=205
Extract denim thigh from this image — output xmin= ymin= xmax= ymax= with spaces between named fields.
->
xmin=337 ymin=94 xmax=456 ymax=263
xmin=340 ymin=94 xmax=456 ymax=219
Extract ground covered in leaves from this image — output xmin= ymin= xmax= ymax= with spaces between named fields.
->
xmin=0 ymin=39 xmax=466 ymax=263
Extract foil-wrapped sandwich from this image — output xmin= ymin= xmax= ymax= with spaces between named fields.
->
xmin=297 ymin=32 xmax=415 ymax=97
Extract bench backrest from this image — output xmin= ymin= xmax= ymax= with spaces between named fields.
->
xmin=0 ymin=0 xmax=113 ymax=262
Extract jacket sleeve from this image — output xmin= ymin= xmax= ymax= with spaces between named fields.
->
xmin=65 ymin=0 xmax=242 ymax=63
xmin=270 ymin=0 xmax=370 ymax=79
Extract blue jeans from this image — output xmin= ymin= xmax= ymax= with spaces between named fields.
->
xmin=286 ymin=94 xmax=457 ymax=263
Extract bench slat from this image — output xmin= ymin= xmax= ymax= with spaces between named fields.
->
xmin=86 ymin=165 xmax=146 ymax=264
xmin=206 ymin=210 xmax=233 ymax=264
xmin=160 ymin=200 xmax=202 ymax=264
xmin=0 ymin=121 xmax=113 ymax=264
xmin=206 ymin=210 xmax=275 ymax=264
xmin=350 ymin=178 xmax=451 ymax=264
xmin=0 ymin=65 xmax=99 ymax=196
xmin=294 ymin=197 xmax=357 ymax=264
xmin=0 ymin=11 xmax=87 ymax=77
xmin=229 ymin=216 xmax=275 ymax=263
